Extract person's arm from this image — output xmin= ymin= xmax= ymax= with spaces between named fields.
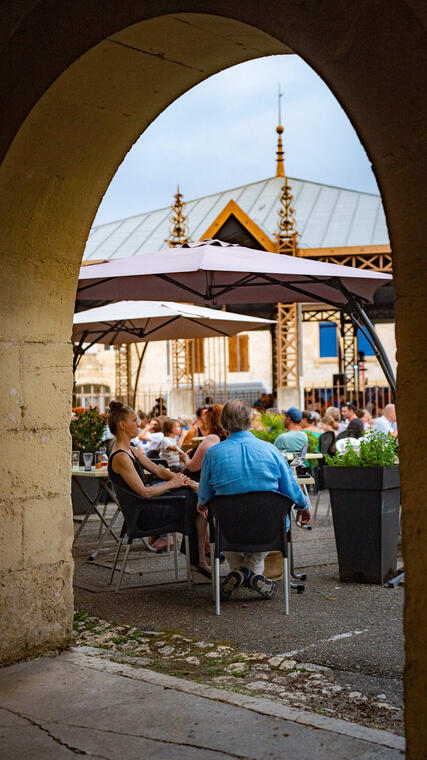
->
xmin=133 ymin=448 xmax=175 ymax=482
xmin=111 ymin=452 xmax=187 ymax=497
xmin=197 ymin=450 xmax=215 ymax=511
xmin=277 ymin=455 xmax=309 ymax=511
xmin=183 ymin=435 xmax=219 ymax=472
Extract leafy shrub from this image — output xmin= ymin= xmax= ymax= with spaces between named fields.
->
xmin=70 ymin=406 xmax=106 ymax=451
xmin=251 ymin=412 xmax=285 ymax=444
xmin=325 ymin=431 xmax=397 ymax=467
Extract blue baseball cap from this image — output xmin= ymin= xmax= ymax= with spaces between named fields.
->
xmin=284 ymin=407 xmax=302 ymax=423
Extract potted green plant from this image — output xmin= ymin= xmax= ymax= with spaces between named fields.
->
xmin=323 ymin=432 xmax=399 ymax=584
xmin=70 ymin=407 xmax=106 ymax=515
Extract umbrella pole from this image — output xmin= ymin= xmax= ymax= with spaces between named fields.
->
xmin=351 ymin=302 xmax=396 ymax=400
xmin=132 ymin=343 xmax=148 ymax=409
xmin=324 ymin=278 xmax=396 ymax=400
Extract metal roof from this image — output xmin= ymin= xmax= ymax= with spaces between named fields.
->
xmin=83 ymin=176 xmax=389 ymax=261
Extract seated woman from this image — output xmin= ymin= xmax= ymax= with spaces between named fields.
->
xmin=180 ymin=404 xmax=225 ymax=482
xmin=107 ymin=401 xmax=210 ymax=575
xmin=182 ymin=406 xmax=209 ymax=446
xmin=321 ymin=406 xmax=340 ymax=435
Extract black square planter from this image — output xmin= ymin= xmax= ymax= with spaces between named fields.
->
xmin=323 ymin=464 xmax=400 ymax=584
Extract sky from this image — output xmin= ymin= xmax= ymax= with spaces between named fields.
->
xmin=94 ymin=55 xmax=379 ymax=226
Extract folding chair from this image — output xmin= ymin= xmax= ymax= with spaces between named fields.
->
xmin=207 ymin=491 xmax=295 ymax=616
xmin=109 ymin=484 xmax=193 ymax=592
xmin=313 ymin=431 xmax=335 ymax=524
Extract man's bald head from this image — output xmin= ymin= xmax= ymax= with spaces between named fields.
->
xmin=384 ymin=404 xmax=396 ymax=423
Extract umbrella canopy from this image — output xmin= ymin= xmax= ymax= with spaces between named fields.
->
xmin=73 ymin=299 xmax=275 ymax=345
xmin=77 ymin=240 xmax=392 ymax=308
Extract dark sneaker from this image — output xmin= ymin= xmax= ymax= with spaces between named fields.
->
xmin=249 ymin=574 xmax=277 ymax=599
xmin=220 ymin=570 xmax=245 ymax=600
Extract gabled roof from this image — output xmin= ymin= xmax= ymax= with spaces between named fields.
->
xmin=83 ymin=175 xmax=389 ymax=261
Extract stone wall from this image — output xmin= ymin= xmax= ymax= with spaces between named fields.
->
xmin=1 ymin=3 xmax=425 ymax=757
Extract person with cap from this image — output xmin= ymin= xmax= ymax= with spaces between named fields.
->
xmin=274 ymin=407 xmax=308 ymax=454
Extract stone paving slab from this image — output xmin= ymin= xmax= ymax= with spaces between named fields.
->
xmin=0 ymin=649 xmax=404 ymax=760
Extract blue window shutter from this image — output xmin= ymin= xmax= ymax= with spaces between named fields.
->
xmin=319 ymin=322 xmax=338 ymax=357
xmin=357 ymin=328 xmax=375 ymax=356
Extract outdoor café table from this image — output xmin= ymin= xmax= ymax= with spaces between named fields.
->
xmin=72 ymin=466 xmax=120 ymax=556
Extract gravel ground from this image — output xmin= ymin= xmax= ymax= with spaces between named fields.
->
xmin=73 ymin=612 xmax=404 ymax=736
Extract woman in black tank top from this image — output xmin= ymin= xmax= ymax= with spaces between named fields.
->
xmin=107 ymin=402 xmax=211 ymax=575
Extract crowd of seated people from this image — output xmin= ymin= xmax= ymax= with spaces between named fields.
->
xmin=106 ymin=398 xmax=310 ymax=597
xmin=105 ymin=395 xmax=397 ymax=599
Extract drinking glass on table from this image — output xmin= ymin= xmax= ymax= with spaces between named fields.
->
xmin=83 ymin=452 xmax=93 ymax=471
xmin=72 ymin=451 xmax=80 ymax=469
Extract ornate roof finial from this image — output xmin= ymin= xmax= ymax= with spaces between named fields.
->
xmin=166 ymin=185 xmax=191 ymax=247
xmin=276 ymin=176 xmax=298 ymax=255
xmin=275 ymin=90 xmax=298 ymax=256
xmin=276 ymin=85 xmax=285 ymax=178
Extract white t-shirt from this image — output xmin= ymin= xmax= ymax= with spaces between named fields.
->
xmin=372 ymin=415 xmax=394 ymax=435
xmin=145 ymin=432 xmax=164 ymax=453
xmin=159 ymin=436 xmax=181 ymax=468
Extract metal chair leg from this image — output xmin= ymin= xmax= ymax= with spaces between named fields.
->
xmin=109 ymin=536 xmax=123 ymax=585
xmin=215 ymin=556 xmax=221 ymax=616
xmin=184 ymin=535 xmax=192 ymax=589
xmin=324 ymin=496 xmax=331 ymax=526
xmin=313 ymin=490 xmax=321 ymax=522
xmin=115 ymin=541 xmax=131 ymax=593
xmin=210 ymin=542 xmax=215 ymax=601
xmin=283 ymin=555 xmax=290 ymax=615
xmin=289 ymin=530 xmax=307 ymax=582
xmin=173 ymin=532 xmax=179 ymax=580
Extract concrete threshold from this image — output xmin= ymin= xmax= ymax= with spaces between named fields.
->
xmin=73 ymin=647 xmax=404 ymax=753
xmin=0 ymin=646 xmax=405 ymax=759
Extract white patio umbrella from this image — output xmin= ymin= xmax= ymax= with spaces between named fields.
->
xmin=72 ymin=299 xmax=274 ymax=372
xmin=77 ymin=240 xmax=395 ymax=393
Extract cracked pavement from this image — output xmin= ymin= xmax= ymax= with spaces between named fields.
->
xmin=0 ymin=649 xmax=404 ymax=759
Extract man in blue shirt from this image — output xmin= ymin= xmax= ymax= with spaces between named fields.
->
xmin=198 ymin=399 xmax=310 ymax=600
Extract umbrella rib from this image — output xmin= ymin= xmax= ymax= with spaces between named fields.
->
xmin=77 ymin=276 xmax=115 ymax=294
xmin=154 ymin=273 xmax=210 ymax=300
xmin=138 ymin=315 xmax=181 ymax=339
xmin=184 ymin=316 xmax=230 ymax=338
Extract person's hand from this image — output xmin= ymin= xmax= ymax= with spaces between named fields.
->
xmin=197 ymin=503 xmax=208 ymax=518
xmin=183 ymin=476 xmax=198 ymax=492
xmin=296 ymin=508 xmax=311 ymax=526
xmin=168 ymin=473 xmax=187 ymax=489
xmin=178 ymin=451 xmax=189 ymax=463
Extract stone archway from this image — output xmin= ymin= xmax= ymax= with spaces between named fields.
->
xmin=1 ymin=4 xmax=425 ymax=756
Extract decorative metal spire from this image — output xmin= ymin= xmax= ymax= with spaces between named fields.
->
xmin=166 ymin=185 xmax=191 ymax=247
xmin=276 ymin=85 xmax=285 ymax=178
xmin=275 ymin=90 xmax=298 ymax=256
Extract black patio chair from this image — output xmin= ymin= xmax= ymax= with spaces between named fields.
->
xmin=109 ymin=483 xmax=193 ymax=592
xmin=313 ymin=431 xmax=335 ymax=524
xmin=207 ymin=491 xmax=295 ymax=616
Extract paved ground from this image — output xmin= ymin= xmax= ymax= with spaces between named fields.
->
xmin=73 ymin=493 xmax=404 ymax=683
xmin=0 ymin=648 xmax=405 ymax=759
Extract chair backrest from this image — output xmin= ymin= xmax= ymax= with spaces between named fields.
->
xmin=319 ymin=431 xmax=335 ymax=455
xmin=299 ymin=441 xmax=309 ymax=460
xmin=113 ymin=482 xmax=187 ymax=538
xmin=208 ymin=491 xmax=294 ymax=554
xmin=146 ymin=449 xmax=161 ymax=460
